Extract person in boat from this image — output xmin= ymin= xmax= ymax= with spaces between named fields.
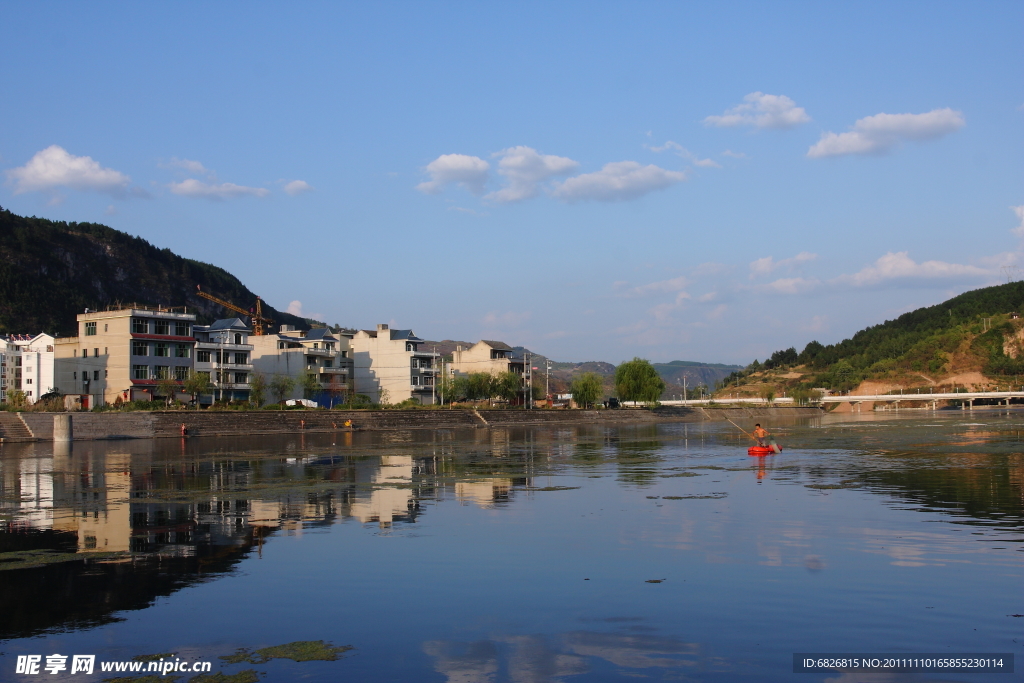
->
xmin=752 ymin=423 xmax=770 ymax=447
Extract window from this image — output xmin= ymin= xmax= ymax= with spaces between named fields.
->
xmin=234 ymin=352 xmax=248 ymax=364
xmin=406 ymin=343 xmax=414 ymax=352
xmin=85 ymin=322 xmax=97 ymax=336
xmin=215 ymin=351 xmax=223 ymax=364
xmin=424 ymin=376 xmax=433 ymax=386
xmin=104 ymin=370 xmax=108 ymax=378
xmin=132 ymin=341 xmax=149 ymax=356
xmin=323 ymin=359 xmax=333 ymax=368
xmin=325 ymin=343 xmax=335 ymax=351
xmin=25 ymin=378 xmax=32 ymax=385
xmin=175 ymin=366 xmax=189 ymax=381
xmin=133 ymin=365 xmax=149 ymax=380
xmin=82 ymin=348 xmax=89 ymax=358
xmin=154 ymin=366 xmax=169 ymax=379
xmin=278 ymin=341 xmax=285 ymax=349
xmin=313 ymin=342 xmax=319 ymax=349
xmin=420 ymin=358 xmax=431 ymax=369
xmin=176 ymin=322 xmax=190 ymax=336
xmin=197 ymin=350 xmax=211 ymax=363
xmin=175 ymin=344 xmax=190 ymax=358
xmin=155 ymin=343 xmax=170 ymax=357
xmin=411 ymin=376 xmax=419 ymax=386
xmin=411 ymin=359 xmax=419 ymax=369
xmin=341 ymin=350 xmax=348 ymax=358
xmin=104 ymin=324 xmax=108 ymax=332
xmin=235 ymin=372 xmax=248 ymax=384
xmin=155 ymin=320 xmax=170 ymax=335
xmin=74 ymin=372 xmax=77 ymax=380
xmin=234 ymin=333 xmax=243 ymax=345
xmin=93 ymin=370 xmax=99 ymax=381
xmin=94 ymin=348 xmax=99 ymax=357
xmin=306 ymin=356 xmax=317 ymax=366
xmin=132 ymin=318 xmax=148 ymax=334
xmin=104 ymin=347 xmax=107 ymax=354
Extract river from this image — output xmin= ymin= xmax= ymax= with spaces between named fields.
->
xmin=1 ymin=411 xmax=1021 ymax=681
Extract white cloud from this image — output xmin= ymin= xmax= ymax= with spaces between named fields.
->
xmin=749 ymin=252 xmax=817 ymax=279
xmin=646 ymin=141 xmax=720 ymax=168
xmin=6 ymin=145 xmax=133 ymax=196
xmin=482 ymin=310 xmax=531 ymax=328
xmin=416 ymin=154 xmax=489 ymax=195
xmin=551 ymin=161 xmax=687 ymax=202
xmin=286 ymin=300 xmax=303 ymax=316
xmin=759 ymin=277 xmax=821 ymax=294
xmin=807 ymin=108 xmax=965 ymax=158
xmin=447 ymin=206 xmax=487 ymax=216
xmin=161 ymin=157 xmax=210 ymax=175
xmin=833 ymin=251 xmax=990 ymax=286
xmin=703 ymin=92 xmax=811 ymax=130
xmin=1012 ymin=205 xmax=1024 ymax=237
xmin=651 ymin=291 xmax=692 ymax=321
xmin=722 ymin=150 xmax=748 ymax=159
xmin=485 ymin=146 xmax=578 ymax=203
xmin=282 ymin=179 xmax=313 ymax=196
xmin=624 ymin=275 xmax=690 ymax=298
xmin=167 ymin=178 xmax=270 ymax=200
xmin=104 ymin=204 xmax=117 ymax=216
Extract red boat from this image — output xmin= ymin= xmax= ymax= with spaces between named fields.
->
xmin=748 ymin=445 xmax=781 ymax=456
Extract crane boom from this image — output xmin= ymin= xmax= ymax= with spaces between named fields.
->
xmin=195 ymin=285 xmax=275 ymax=335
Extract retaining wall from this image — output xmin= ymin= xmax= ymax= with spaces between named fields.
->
xmin=15 ymin=406 xmax=822 ymax=441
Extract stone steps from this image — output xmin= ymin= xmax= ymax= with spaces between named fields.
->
xmin=0 ymin=412 xmax=36 ymax=441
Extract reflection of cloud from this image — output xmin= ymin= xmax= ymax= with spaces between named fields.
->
xmin=423 ymin=640 xmax=498 ymax=683
xmin=562 ymin=632 xmax=699 ymax=669
xmin=500 ymin=635 xmax=587 ymax=683
xmin=424 ymin=631 xmax=701 ymax=683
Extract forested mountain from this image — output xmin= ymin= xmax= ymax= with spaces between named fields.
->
xmin=0 ymin=207 xmax=312 ymax=336
xmin=720 ymin=280 xmax=1024 ymax=394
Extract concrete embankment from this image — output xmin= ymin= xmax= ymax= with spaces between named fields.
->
xmin=7 ymin=406 xmax=822 ymax=442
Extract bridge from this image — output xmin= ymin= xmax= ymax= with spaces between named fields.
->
xmin=656 ymin=390 xmax=1024 ymax=411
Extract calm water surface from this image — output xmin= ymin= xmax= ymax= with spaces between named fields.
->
xmin=1 ymin=412 xmax=1022 ymax=682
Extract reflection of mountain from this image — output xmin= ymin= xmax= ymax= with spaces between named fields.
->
xmin=834 ymin=453 xmax=1024 ymax=526
xmin=424 ymin=631 xmax=701 ymax=683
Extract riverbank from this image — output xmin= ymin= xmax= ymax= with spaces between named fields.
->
xmin=1 ymin=406 xmax=823 ymax=442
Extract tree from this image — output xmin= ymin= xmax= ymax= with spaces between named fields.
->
xmin=249 ymin=372 xmax=266 ymax=408
xmin=157 ymin=375 xmax=180 ymax=407
xmin=269 ymin=374 xmax=296 ymax=405
xmin=466 ymin=373 xmax=493 ymax=401
xmin=324 ymin=374 xmax=346 ymax=407
xmin=492 ymin=371 xmax=522 ymax=404
xmin=614 ymin=358 xmax=665 ymax=406
xmin=570 ymin=372 xmax=603 ymax=409
xmin=377 ymin=387 xmax=391 ymax=408
xmin=301 ymin=370 xmax=322 ymax=401
xmin=182 ymin=370 xmax=211 ymax=409
xmin=5 ymin=388 xmax=27 ymax=408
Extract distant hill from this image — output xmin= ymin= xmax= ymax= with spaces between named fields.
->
xmin=653 ymin=360 xmax=743 ymax=391
xmin=0 ymin=207 xmax=314 ymax=336
xmin=719 ymin=280 xmax=1024 ymax=396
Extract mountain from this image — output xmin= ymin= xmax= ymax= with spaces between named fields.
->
xmin=652 ymin=360 xmax=743 ymax=391
xmin=0 ymin=207 xmax=314 ymax=336
xmin=718 ymin=280 xmax=1024 ymax=397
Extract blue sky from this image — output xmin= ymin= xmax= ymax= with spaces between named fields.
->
xmin=2 ymin=2 xmax=1021 ymax=365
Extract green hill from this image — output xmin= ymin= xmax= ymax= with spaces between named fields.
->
xmin=0 ymin=207 xmax=315 ymax=336
xmin=719 ymin=281 xmax=1024 ymax=395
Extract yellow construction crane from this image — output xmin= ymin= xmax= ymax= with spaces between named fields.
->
xmin=195 ymin=285 xmax=275 ymax=335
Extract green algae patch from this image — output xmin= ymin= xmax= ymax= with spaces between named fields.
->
xmin=0 ymin=549 xmax=128 ymax=571
xmin=220 ymin=641 xmax=352 ymax=664
xmin=659 ymin=472 xmax=703 ymax=478
xmin=662 ymin=493 xmax=727 ymax=500
xmin=133 ymin=653 xmax=177 ymax=662
xmin=189 ymin=672 xmax=259 ymax=683
xmin=525 ymin=486 xmax=581 ymax=491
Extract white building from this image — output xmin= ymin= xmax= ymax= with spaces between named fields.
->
xmin=450 ymin=340 xmax=526 ymax=378
xmin=1 ymin=333 xmax=56 ymax=404
xmin=250 ymin=326 xmax=352 ymax=404
xmin=192 ymin=318 xmax=253 ymax=404
xmin=351 ymin=324 xmax=439 ymax=405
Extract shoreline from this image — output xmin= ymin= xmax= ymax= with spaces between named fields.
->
xmin=1 ymin=406 xmax=824 ymax=442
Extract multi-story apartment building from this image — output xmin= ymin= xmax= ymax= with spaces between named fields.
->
xmin=250 ymin=326 xmax=352 ymax=404
xmin=0 ymin=333 xmax=56 ymax=403
xmin=351 ymin=324 xmax=439 ymax=405
xmin=449 ymin=340 xmax=526 ymax=377
xmin=55 ymin=307 xmax=196 ymax=408
xmin=192 ymin=318 xmax=253 ymax=403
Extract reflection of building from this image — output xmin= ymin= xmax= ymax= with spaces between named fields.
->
xmin=351 ymin=324 xmax=439 ymax=404
xmin=54 ymin=307 xmax=197 ymax=407
xmin=348 ymin=455 xmax=417 ymax=526
xmin=1 ymin=333 xmax=56 ymax=403
xmin=455 ymin=479 xmax=513 ymax=508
